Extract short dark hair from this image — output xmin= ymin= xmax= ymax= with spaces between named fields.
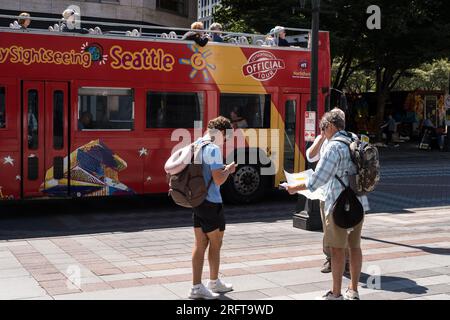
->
xmin=208 ymin=116 xmax=232 ymax=131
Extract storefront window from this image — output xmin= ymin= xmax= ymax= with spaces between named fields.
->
xmin=157 ymin=0 xmax=188 ymax=16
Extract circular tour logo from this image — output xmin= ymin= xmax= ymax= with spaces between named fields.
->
xmin=242 ymin=51 xmax=285 ymax=81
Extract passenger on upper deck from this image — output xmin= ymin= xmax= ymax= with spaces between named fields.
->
xmin=182 ymin=22 xmax=209 ymax=47
xmin=9 ymin=12 xmax=31 ymax=30
xmin=209 ymin=23 xmax=224 ymax=43
xmin=60 ymin=8 xmax=89 ymax=34
xmin=271 ymin=26 xmax=290 ymax=47
xmin=18 ymin=13 xmax=31 ymax=30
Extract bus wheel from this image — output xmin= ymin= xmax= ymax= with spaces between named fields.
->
xmin=222 ymin=164 xmax=268 ymax=204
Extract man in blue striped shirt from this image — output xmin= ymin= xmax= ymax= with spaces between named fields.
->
xmin=287 ymin=110 xmax=369 ymax=300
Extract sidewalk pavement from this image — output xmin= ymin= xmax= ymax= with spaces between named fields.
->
xmin=0 ymin=204 xmax=449 ymax=300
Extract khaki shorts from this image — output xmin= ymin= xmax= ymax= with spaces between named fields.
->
xmin=325 ymin=212 xmax=364 ymax=249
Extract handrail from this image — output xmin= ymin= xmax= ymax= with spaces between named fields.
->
xmin=0 ymin=14 xmax=314 ymax=49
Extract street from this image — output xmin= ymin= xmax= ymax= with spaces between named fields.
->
xmin=0 ymin=144 xmax=449 ymax=300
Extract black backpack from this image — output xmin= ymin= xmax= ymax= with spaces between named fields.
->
xmin=331 ymin=175 xmax=364 ymax=229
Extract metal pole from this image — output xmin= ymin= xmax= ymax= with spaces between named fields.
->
xmin=293 ymin=0 xmax=322 ymax=231
xmin=310 ymin=0 xmax=320 ymax=115
xmin=446 ymin=72 xmax=450 ymax=151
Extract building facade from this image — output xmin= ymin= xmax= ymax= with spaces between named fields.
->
xmin=0 ymin=0 xmax=197 ymax=28
xmin=197 ymin=0 xmax=220 ymax=29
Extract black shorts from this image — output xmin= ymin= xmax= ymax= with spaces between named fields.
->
xmin=192 ymin=200 xmax=225 ymax=234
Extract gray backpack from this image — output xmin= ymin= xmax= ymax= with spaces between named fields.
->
xmin=333 ymin=132 xmax=380 ymax=196
xmin=166 ymin=140 xmax=213 ymax=208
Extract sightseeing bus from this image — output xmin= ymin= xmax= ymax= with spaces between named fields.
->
xmin=0 ymin=16 xmax=331 ymax=203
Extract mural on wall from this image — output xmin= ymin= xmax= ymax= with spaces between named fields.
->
xmin=40 ymin=139 xmax=134 ymax=197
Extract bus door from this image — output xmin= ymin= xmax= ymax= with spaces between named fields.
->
xmin=22 ymin=81 xmax=69 ymax=198
xmin=282 ymin=94 xmax=309 ymax=174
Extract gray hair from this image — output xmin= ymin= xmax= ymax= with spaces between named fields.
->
xmin=320 ymin=109 xmax=346 ymax=131
xmin=331 ymin=107 xmax=345 ymax=120
xmin=209 ymin=22 xmax=222 ymax=31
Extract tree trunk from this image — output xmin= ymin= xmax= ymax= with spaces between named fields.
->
xmin=375 ymin=67 xmax=394 ymax=141
xmin=376 ymin=90 xmax=388 ymax=140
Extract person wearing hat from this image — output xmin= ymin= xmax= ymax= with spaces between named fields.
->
xmin=272 ymin=26 xmax=290 ymax=47
xmin=61 ymin=8 xmax=89 ymax=34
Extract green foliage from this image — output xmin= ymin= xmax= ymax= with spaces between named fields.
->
xmin=213 ymin=0 xmax=307 ymax=34
xmin=394 ymin=59 xmax=450 ymax=91
xmin=214 ymin=0 xmax=450 ymax=123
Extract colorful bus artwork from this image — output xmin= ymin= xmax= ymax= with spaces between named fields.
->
xmin=0 ymin=19 xmax=331 ymax=203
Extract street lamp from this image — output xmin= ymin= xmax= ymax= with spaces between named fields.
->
xmin=293 ymin=0 xmax=323 ymax=231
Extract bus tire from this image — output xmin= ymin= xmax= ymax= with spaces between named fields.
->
xmin=222 ymin=164 xmax=270 ymax=204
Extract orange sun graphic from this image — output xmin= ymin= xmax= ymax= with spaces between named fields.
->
xmin=179 ymin=44 xmax=216 ymax=81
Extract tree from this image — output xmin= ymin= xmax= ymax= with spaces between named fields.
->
xmin=214 ymin=0 xmax=450 ymax=127
xmin=394 ymin=59 xmax=450 ymax=91
xmin=213 ymin=0 xmax=307 ymax=34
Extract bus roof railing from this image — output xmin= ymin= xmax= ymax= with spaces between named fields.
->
xmin=0 ymin=14 xmax=314 ymax=50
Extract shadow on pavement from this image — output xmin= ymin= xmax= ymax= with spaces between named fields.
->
xmin=0 ymin=191 xmax=297 ymax=240
xmin=358 ymin=272 xmax=428 ymax=295
xmin=362 ymin=236 xmax=450 ymax=256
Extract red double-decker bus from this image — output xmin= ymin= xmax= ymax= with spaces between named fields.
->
xmin=0 ymin=18 xmax=331 ymax=203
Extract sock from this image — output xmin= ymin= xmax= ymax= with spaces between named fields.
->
xmin=193 ymin=283 xmax=202 ymax=289
xmin=209 ymin=279 xmax=218 ymax=284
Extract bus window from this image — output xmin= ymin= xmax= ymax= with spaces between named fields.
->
xmin=219 ymin=94 xmax=271 ymax=129
xmin=78 ymin=87 xmax=134 ymax=131
xmin=146 ymin=92 xmax=203 ymax=128
xmin=28 ymin=90 xmax=39 ymax=150
xmin=284 ymin=100 xmax=296 ymax=173
xmin=0 ymin=87 xmax=5 ymax=128
xmin=53 ymin=91 xmax=64 ymax=149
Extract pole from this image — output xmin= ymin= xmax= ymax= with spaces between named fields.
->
xmin=293 ymin=0 xmax=322 ymax=231
xmin=446 ymin=72 xmax=450 ymax=151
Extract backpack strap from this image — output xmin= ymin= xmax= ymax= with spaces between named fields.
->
xmin=335 ymin=174 xmax=348 ymax=188
xmin=331 ymin=132 xmax=358 ymax=166
xmin=194 ymin=139 xmax=214 ymax=192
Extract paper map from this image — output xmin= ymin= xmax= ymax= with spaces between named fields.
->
xmin=283 ymin=169 xmax=326 ymax=201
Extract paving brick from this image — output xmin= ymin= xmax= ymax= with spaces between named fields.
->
xmin=32 ymin=273 xmax=67 ymax=282
xmin=259 ymin=286 xmax=296 ymax=297
xmin=45 ymin=287 xmax=81 ymax=296
xmin=228 ymin=290 xmax=269 ymax=300
xmin=107 ymin=279 xmax=143 ymax=289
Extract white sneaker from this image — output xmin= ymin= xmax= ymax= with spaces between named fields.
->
xmin=189 ymin=284 xmax=219 ymax=300
xmin=207 ymin=278 xmax=233 ymax=293
xmin=318 ymin=290 xmax=343 ymax=300
xmin=344 ymin=288 xmax=360 ymax=300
